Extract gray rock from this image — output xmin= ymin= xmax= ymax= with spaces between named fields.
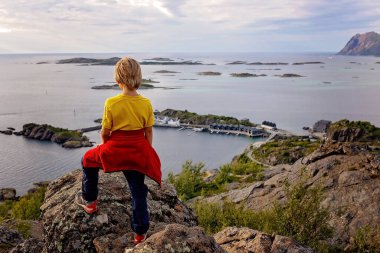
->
xmin=0 ymin=188 xmax=17 ymax=201
xmin=10 ymin=238 xmax=44 ymax=253
xmin=214 ymin=227 xmax=314 ymax=253
xmin=0 ymin=226 xmax=23 ymax=248
xmin=40 ymin=169 xmax=197 ymax=253
xmin=125 ymin=224 xmax=226 ymax=253
xmin=0 ymin=130 xmax=12 ymax=135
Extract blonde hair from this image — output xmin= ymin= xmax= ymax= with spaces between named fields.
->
xmin=114 ymin=57 xmax=142 ymax=90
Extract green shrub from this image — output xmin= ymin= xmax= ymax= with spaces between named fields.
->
xmin=168 ymin=160 xmax=206 ymax=201
xmin=0 ymin=200 xmax=14 ymax=220
xmin=169 ymin=156 xmax=264 ymax=201
xmin=194 ymin=201 xmax=273 ymax=234
xmin=352 ymin=225 xmax=380 ymax=253
xmin=270 ymin=179 xmax=333 ymax=249
xmin=12 ymin=220 xmax=31 ymax=238
xmin=194 ymin=177 xmax=333 ymax=251
xmin=11 ymin=187 xmax=46 ymax=220
xmin=0 ymin=187 xmax=46 ymax=239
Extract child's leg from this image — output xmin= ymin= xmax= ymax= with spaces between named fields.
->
xmin=82 ymin=167 xmax=99 ymax=202
xmin=123 ymin=170 xmax=149 ymax=235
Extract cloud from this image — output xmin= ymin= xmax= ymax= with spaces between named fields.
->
xmin=0 ymin=0 xmax=379 ymax=52
xmin=0 ymin=27 xmax=12 ymax=33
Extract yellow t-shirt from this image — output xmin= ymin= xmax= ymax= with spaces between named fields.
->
xmin=101 ymin=94 xmax=154 ymax=131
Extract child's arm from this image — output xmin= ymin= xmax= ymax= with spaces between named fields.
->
xmin=100 ymin=126 xmax=111 ymax=144
xmin=144 ymin=126 xmax=153 ymax=145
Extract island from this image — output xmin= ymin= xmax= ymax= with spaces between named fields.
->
xmin=338 ymin=31 xmax=380 ymax=56
xmin=230 ymin=73 xmax=266 ymax=77
xmin=197 ymin=71 xmax=222 ymax=76
xmin=154 ymin=70 xmax=180 ymax=73
xmin=91 ymin=79 xmax=161 ymax=90
xmin=1 ymin=123 xmax=93 ymax=148
xmin=57 ymin=57 xmax=214 ymax=66
xmin=292 ymin=62 xmax=324 ymax=65
xmin=57 ymin=57 xmax=121 ymax=65
xmin=226 ymin=61 xmax=288 ymax=65
xmin=143 ymin=57 xmax=174 ymax=61
xmin=276 ymin=73 xmax=304 ymax=78
xmin=247 ymin=62 xmax=288 ymax=65
xmin=139 ymin=60 xmax=212 ymax=65
xmin=226 ymin=61 xmax=248 ymax=65
xmin=91 ymin=83 xmax=155 ymax=90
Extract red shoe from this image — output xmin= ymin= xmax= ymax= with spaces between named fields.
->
xmin=134 ymin=234 xmax=146 ymax=245
xmin=75 ymin=191 xmax=97 ymax=214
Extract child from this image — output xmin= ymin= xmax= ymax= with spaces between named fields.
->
xmin=75 ymin=57 xmax=161 ymax=245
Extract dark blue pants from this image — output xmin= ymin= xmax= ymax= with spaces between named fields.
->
xmin=82 ymin=167 xmax=149 ymax=234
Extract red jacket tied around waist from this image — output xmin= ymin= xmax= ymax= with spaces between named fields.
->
xmin=82 ymin=129 xmax=161 ymax=185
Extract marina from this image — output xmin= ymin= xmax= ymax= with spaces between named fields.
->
xmin=154 ymin=115 xmax=268 ymax=138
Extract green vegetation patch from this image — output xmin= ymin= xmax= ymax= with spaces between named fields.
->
xmin=352 ymin=225 xmax=380 ymax=253
xmin=0 ymin=186 xmax=47 ymax=238
xmin=168 ymin=156 xmax=264 ymax=201
xmin=158 ymin=109 xmax=256 ymax=126
xmin=194 ymin=177 xmax=333 ymax=251
xmin=252 ymin=137 xmax=320 ymax=165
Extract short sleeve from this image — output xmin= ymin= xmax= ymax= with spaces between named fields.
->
xmin=146 ymin=102 xmax=154 ymax=127
xmin=101 ymin=103 xmax=112 ymax=130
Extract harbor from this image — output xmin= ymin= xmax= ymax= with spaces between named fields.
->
xmin=153 ymin=115 xmax=270 ymax=138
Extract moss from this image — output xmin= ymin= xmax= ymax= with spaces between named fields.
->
xmin=53 ymin=130 xmax=82 ymax=140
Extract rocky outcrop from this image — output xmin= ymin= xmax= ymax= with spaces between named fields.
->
xmin=0 ymin=188 xmax=17 ymax=201
xmin=338 ymin=31 xmax=380 ymax=56
xmin=15 ymin=123 xmax=93 ymax=148
xmin=10 ymin=238 xmax=44 ymax=253
xmin=199 ymin=142 xmax=380 ymax=249
xmin=39 ymin=169 xmax=197 ymax=252
xmin=214 ymin=227 xmax=314 ymax=253
xmin=327 ymin=119 xmax=380 ymax=142
xmin=0 ymin=226 xmax=23 ymax=250
xmin=0 ymin=130 xmax=13 ymax=135
xmin=126 ymin=224 xmax=225 ymax=253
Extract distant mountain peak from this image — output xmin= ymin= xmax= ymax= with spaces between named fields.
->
xmin=338 ymin=31 xmax=380 ymax=56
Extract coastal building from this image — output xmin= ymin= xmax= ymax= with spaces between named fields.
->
xmin=154 ymin=116 xmax=180 ymax=127
xmin=209 ymin=124 xmax=264 ymax=137
xmin=261 ymin=121 xmax=277 ymax=130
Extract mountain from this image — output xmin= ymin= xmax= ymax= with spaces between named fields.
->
xmin=338 ymin=31 xmax=380 ymax=56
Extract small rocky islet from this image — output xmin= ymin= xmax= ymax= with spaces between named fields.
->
xmin=0 ymin=123 xmax=93 ymax=149
xmin=91 ymin=79 xmax=159 ymax=90
xmin=197 ymin=71 xmax=222 ymax=76
xmin=230 ymin=73 xmax=267 ymax=77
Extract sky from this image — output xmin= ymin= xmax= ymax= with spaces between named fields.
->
xmin=0 ymin=0 xmax=379 ymax=53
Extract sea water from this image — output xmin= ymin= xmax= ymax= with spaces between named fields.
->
xmin=0 ymin=52 xmax=379 ymax=194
